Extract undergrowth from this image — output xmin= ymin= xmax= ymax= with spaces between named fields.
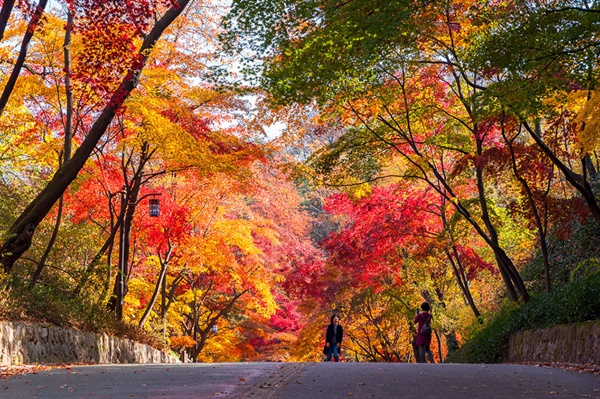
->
xmin=0 ymin=275 xmax=165 ymax=351
xmin=446 ymin=271 xmax=600 ymax=364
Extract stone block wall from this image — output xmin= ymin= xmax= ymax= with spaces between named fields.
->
xmin=507 ymin=320 xmax=600 ymax=366
xmin=0 ymin=322 xmax=179 ymax=365
xmin=6 ymin=320 xmax=596 ymax=366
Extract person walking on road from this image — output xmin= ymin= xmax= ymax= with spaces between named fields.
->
xmin=323 ymin=314 xmax=343 ymax=362
xmin=414 ymin=302 xmax=435 ymax=363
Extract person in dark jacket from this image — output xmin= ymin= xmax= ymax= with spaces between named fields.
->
xmin=323 ymin=314 xmax=344 ymax=362
xmin=414 ymin=302 xmax=434 ymax=363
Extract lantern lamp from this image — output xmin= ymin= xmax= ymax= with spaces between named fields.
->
xmin=149 ymin=198 xmax=160 ymax=217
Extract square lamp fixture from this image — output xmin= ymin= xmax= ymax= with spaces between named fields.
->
xmin=149 ymin=198 xmax=160 ymax=217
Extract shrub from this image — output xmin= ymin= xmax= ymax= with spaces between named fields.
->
xmin=0 ymin=275 xmax=166 ymax=351
xmin=446 ymin=271 xmax=600 ymax=364
xmin=521 ymin=219 xmax=600 ymax=295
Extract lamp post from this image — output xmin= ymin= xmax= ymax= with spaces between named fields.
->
xmin=115 ymin=191 xmax=161 ymax=320
xmin=116 ymin=189 xmax=126 ymax=320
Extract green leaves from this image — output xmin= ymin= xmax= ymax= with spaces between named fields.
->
xmin=465 ymin=1 xmax=600 ymax=116
xmin=224 ymin=0 xmax=421 ymax=103
xmin=307 ymin=126 xmax=387 ymax=185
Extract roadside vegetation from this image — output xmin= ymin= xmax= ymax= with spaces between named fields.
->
xmin=448 ymin=221 xmax=600 ymax=363
xmin=0 ymin=275 xmax=164 ymax=350
xmin=447 ymin=271 xmax=600 ymax=363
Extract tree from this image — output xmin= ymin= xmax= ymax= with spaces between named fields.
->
xmin=222 ymin=0 xmax=599 ymax=303
xmin=0 ymin=0 xmax=49 ymax=116
xmin=465 ymin=1 xmax=600 ymax=225
xmin=1 ymin=0 xmax=193 ymax=273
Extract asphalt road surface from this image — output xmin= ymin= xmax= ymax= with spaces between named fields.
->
xmin=2 ymin=362 xmax=599 ymax=399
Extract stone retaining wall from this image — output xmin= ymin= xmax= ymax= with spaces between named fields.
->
xmin=5 ymin=320 xmax=597 ymax=366
xmin=507 ymin=320 xmax=600 ymax=366
xmin=0 ymin=322 xmax=179 ymax=365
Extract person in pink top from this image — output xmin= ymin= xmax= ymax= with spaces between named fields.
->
xmin=414 ymin=302 xmax=435 ymax=363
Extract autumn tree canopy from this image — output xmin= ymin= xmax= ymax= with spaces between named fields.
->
xmin=0 ymin=0 xmax=598 ymax=363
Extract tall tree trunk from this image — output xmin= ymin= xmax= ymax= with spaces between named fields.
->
xmin=440 ymin=201 xmax=482 ymax=317
xmin=107 ymin=143 xmax=153 ymax=316
xmin=445 ymin=247 xmax=481 ymax=318
xmin=0 ymin=0 xmax=191 ymax=274
xmin=0 ymin=0 xmax=48 ymax=116
xmin=0 ymin=0 xmax=16 ymax=42
xmin=29 ymin=10 xmax=75 ymax=289
xmin=445 ymin=331 xmax=460 ymax=357
xmin=584 ymin=154 xmax=597 ymax=179
xmin=107 ymin=182 xmax=138 ymax=314
xmin=374 ymin=97 xmax=528 ymax=302
xmin=475 ymin=136 xmax=529 ymax=301
xmin=139 ymin=243 xmax=174 ymax=328
xmin=71 ymin=217 xmax=121 ymax=297
xmin=187 ymin=290 xmax=247 ymax=361
xmin=28 ymin=197 xmax=63 ymax=289
xmin=503 ymin=122 xmax=553 ymax=293
xmin=434 ymin=329 xmax=443 ymax=363
xmin=162 ymin=273 xmax=185 ymax=319
xmin=523 ymin=121 xmax=600 ymax=225
xmin=434 ymin=157 xmax=523 ymax=301
xmin=111 ymin=191 xmax=128 ymax=318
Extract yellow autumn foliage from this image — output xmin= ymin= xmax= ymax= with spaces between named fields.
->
xmin=571 ymin=90 xmax=600 ymax=154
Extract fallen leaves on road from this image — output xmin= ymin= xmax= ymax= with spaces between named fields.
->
xmin=520 ymin=362 xmax=600 ymax=375
xmin=0 ymin=364 xmax=82 ymax=379
xmin=1 ymin=365 xmax=54 ymax=379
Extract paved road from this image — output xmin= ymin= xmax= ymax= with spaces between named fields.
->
xmin=2 ymin=362 xmax=599 ymax=399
